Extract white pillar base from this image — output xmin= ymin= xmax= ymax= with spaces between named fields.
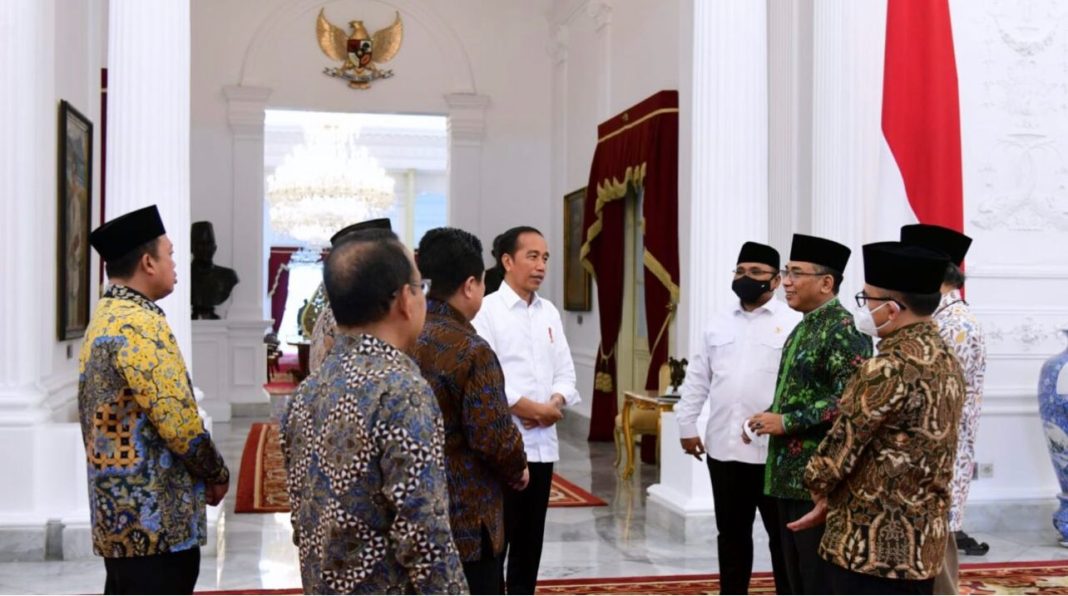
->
xmin=192 ymin=319 xmax=271 ymax=422
xmin=0 ymin=422 xmax=221 ymax=561
xmin=647 ymin=412 xmax=714 ymax=509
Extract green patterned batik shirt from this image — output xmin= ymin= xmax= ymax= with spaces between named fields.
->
xmin=764 ymin=297 xmax=873 ymax=500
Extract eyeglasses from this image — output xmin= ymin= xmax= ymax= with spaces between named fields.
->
xmin=779 ymin=268 xmax=827 ymax=280
xmin=410 ymin=279 xmax=432 ymax=296
xmin=395 ymin=279 xmax=432 ymax=298
xmin=732 ymin=267 xmax=778 ymax=278
xmin=854 ymin=291 xmax=906 ymax=310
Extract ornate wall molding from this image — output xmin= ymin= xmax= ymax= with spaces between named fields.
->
xmin=986 ymin=319 xmax=1067 ymax=350
xmin=444 ymin=93 xmax=490 ymax=144
xmin=965 ymin=2 xmax=1068 ymax=232
xmin=968 ymin=265 xmax=1068 ymax=280
xmin=224 ymin=85 xmax=272 ymax=139
xmin=548 ymin=24 xmax=569 ymax=65
xmin=586 ymin=0 xmax=613 ymax=31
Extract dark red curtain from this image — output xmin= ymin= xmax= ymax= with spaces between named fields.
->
xmin=581 ymin=90 xmax=680 ymax=442
xmin=268 ymin=247 xmax=297 ymax=333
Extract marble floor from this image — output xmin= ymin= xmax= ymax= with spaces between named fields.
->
xmin=1 ymin=415 xmax=1066 ymax=593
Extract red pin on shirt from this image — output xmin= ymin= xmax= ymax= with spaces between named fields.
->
xmin=548 ymin=327 xmax=554 ymax=343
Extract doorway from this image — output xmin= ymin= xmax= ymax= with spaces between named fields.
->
xmin=263 ymin=109 xmax=447 ymax=350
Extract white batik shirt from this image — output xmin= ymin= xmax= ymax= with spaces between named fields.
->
xmin=935 ymin=289 xmax=987 ymax=531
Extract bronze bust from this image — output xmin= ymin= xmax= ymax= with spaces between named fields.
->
xmin=667 ymin=356 xmax=688 ymax=392
xmin=191 ymin=221 xmax=239 ymax=319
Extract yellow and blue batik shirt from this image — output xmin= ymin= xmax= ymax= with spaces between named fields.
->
xmin=78 ymin=285 xmax=229 ymax=558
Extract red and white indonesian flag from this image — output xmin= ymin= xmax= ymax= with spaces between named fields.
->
xmin=878 ymin=0 xmax=964 ymax=235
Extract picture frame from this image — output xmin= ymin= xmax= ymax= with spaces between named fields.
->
xmin=57 ymin=100 xmax=93 ymax=340
xmin=563 ymin=186 xmax=592 ymax=311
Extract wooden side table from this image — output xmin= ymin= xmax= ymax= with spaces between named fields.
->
xmin=618 ymin=390 xmax=678 ymax=479
xmin=287 ymin=340 xmax=311 ymax=380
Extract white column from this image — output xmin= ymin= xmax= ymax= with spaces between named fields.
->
xmin=768 ymin=0 xmax=814 ymax=250
xmin=223 ymin=85 xmax=271 ymax=321
xmin=810 ymin=0 xmax=886 ymax=300
xmin=0 ymin=0 xmax=48 ymax=426
xmin=445 ymin=93 xmax=489 ymax=239
xmin=587 ymin=0 xmax=613 ymax=120
xmin=686 ymin=0 xmax=769 ymax=350
xmin=107 ymin=0 xmax=193 ymax=360
xmin=0 ymin=0 xmax=98 ymax=560
xmin=649 ymin=0 xmax=768 ymax=520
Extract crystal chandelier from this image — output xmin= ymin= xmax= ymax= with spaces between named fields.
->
xmin=267 ymin=124 xmax=395 ymax=247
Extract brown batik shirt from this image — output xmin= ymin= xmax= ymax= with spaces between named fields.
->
xmin=414 ymin=299 xmax=526 ymax=561
xmin=805 ymin=320 xmax=964 ymax=580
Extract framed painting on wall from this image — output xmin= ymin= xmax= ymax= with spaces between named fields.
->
xmin=563 ymin=186 xmax=592 ymax=311
xmin=57 ymin=100 xmax=93 ymax=340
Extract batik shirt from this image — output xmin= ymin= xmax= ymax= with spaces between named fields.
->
xmin=414 ymin=299 xmax=526 ymax=562
xmin=805 ymin=321 xmax=964 ymax=580
xmin=280 ymin=333 xmax=467 ymax=594
xmin=78 ymin=285 xmax=229 ymax=558
xmin=765 ymin=297 xmax=872 ymax=500
xmin=935 ymin=290 xmax=987 ymax=531
xmin=309 ymin=293 xmax=336 ymax=374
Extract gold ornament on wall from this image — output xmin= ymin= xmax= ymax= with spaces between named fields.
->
xmin=317 ymin=8 xmax=403 ymax=89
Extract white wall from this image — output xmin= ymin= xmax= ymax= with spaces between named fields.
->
xmin=191 ymin=0 xmax=554 ymax=299
xmin=549 ymin=0 xmax=685 ymax=419
xmin=949 ymin=0 xmax=1065 ymax=501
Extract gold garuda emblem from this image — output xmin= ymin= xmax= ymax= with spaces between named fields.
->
xmin=317 ymin=8 xmax=403 ymax=89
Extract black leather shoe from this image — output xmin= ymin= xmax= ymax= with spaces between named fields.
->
xmin=955 ymin=530 xmax=990 ymax=556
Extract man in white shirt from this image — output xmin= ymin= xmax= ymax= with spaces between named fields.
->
xmin=676 ymin=241 xmax=801 ymax=595
xmin=473 ymin=226 xmax=581 ymax=595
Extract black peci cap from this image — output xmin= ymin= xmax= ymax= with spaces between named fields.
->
xmin=329 ymin=218 xmax=392 ymax=247
xmin=737 ymin=241 xmax=780 ymax=270
xmin=862 ymin=241 xmax=949 ymax=294
xmin=900 ymin=223 xmax=972 ymax=266
xmin=89 ymin=205 xmax=166 ymax=262
xmin=789 ymin=233 xmax=851 ymax=272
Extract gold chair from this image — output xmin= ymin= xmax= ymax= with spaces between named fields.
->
xmin=613 ymin=364 xmax=672 ymax=478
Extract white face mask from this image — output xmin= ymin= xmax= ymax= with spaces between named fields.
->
xmin=854 ymin=302 xmax=893 ymax=337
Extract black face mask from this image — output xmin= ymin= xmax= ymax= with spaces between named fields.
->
xmin=732 ymin=276 xmax=771 ymax=304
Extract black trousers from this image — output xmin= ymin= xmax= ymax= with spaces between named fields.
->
xmin=777 ymin=498 xmax=830 ymax=594
xmin=706 ymin=458 xmax=789 ymax=595
xmin=827 ymin=561 xmax=935 ymax=595
xmin=103 ymin=547 xmax=200 ymax=595
xmin=500 ymin=461 xmax=554 ymax=594
xmin=463 ymin=527 xmax=502 ymax=595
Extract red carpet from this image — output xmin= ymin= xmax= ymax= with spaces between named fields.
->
xmin=535 ymin=562 xmax=1068 ymax=594
xmin=548 ymin=472 xmax=606 ymax=507
xmin=233 ymin=423 xmax=289 ymax=513
xmin=261 ymin=381 xmax=297 ymax=396
xmin=235 ymin=422 xmax=606 ymax=513
xmin=194 ymin=561 xmax=1068 ymax=594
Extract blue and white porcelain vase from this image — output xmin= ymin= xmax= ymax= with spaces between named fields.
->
xmin=1039 ymin=329 xmax=1068 ymax=546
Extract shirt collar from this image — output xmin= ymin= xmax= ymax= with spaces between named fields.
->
xmin=877 ymin=320 xmax=937 ymax=351
xmin=733 ymin=296 xmax=781 ymax=317
xmin=426 ymin=298 xmax=470 ymax=327
xmin=497 ymin=280 xmax=541 ymax=310
xmin=941 ymin=289 xmax=963 ymax=307
xmin=105 ymin=284 xmax=165 ymax=317
xmin=934 ymin=289 xmax=967 ymax=319
xmin=803 ymin=296 xmax=839 ymax=320
xmin=341 ymin=332 xmax=406 ymax=361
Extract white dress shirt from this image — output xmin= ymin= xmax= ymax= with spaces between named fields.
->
xmin=473 ymin=282 xmax=580 ymax=463
xmin=676 ymin=296 xmax=801 ymax=464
